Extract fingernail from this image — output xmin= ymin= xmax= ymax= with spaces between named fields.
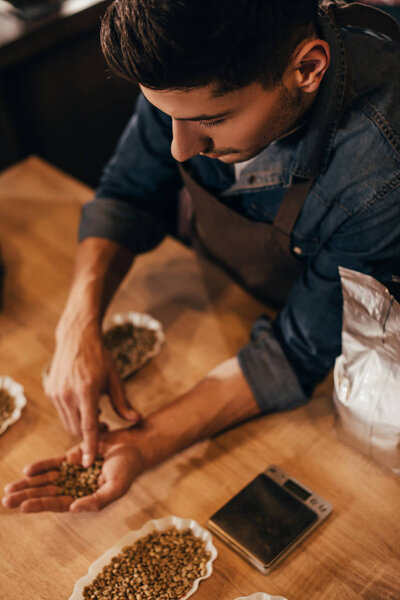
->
xmin=82 ymin=454 xmax=92 ymax=468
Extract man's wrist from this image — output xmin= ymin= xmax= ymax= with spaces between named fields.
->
xmin=55 ymin=297 xmax=102 ymax=341
xmin=57 ymin=238 xmax=134 ymax=338
xmin=121 ymin=357 xmax=261 ymax=472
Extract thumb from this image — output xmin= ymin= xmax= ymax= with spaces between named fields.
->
xmin=109 ymin=369 xmax=141 ymax=423
xmin=69 ymin=481 xmax=125 ymax=512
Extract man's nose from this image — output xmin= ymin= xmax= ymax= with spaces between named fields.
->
xmin=171 ymin=119 xmax=209 ymax=162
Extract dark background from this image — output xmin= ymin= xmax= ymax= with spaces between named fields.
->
xmin=0 ymin=1 xmax=399 ymax=188
xmin=0 ymin=0 xmax=140 ymax=187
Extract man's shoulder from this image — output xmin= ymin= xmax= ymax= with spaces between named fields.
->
xmin=318 ymin=28 xmax=400 ymax=214
xmin=321 ymin=104 xmax=400 ymax=219
xmin=343 ymin=26 xmax=400 ymax=135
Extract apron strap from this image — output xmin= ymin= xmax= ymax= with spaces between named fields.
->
xmin=273 ymin=179 xmax=314 ymax=237
xmin=329 ymin=2 xmax=400 ymax=43
xmin=178 ymin=2 xmax=399 ymax=246
xmin=272 ymin=0 xmax=400 ymax=240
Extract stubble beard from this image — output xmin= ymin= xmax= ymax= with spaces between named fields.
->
xmin=226 ymin=84 xmax=305 ymax=164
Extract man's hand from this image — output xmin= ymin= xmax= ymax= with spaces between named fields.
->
xmin=44 ymin=237 xmax=139 ymax=467
xmin=4 ymin=357 xmax=260 ymax=513
xmin=45 ymin=320 xmax=140 ymax=468
xmin=2 ymin=430 xmax=143 ymax=512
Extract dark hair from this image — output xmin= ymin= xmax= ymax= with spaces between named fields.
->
xmin=100 ymin=0 xmax=318 ymax=94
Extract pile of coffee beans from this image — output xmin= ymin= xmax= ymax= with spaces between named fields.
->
xmin=0 ymin=389 xmax=14 ymax=427
xmin=103 ymin=322 xmax=157 ymax=378
xmin=83 ymin=527 xmax=211 ymax=600
xmin=57 ymin=458 xmax=104 ymax=498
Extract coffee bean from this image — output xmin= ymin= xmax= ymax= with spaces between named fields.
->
xmin=57 ymin=458 xmax=103 ymax=498
xmin=82 ymin=527 xmax=211 ymax=600
xmin=103 ymin=322 xmax=157 ymax=378
xmin=0 ymin=389 xmax=14 ymax=427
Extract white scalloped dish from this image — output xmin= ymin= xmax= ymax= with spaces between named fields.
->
xmin=102 ymin=311 xmax=164 ymax=379
xmin=235 ymin=594 xmax=288 ymax=600
xmin=0 ymin=375 xmax=27 ymax=436
xmin=70 ymin=516 xmax=217 ymax=600
xmin=42 ymin=311 xmax=164 ymax=389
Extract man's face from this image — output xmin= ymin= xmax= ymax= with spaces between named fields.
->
xmin=140 ymin=81 xmax=305 ymax=164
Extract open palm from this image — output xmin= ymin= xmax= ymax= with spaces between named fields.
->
xmin=3 ymin=430 xmax=143 ymax=512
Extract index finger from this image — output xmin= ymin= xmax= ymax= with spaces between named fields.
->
xmin=80 ymin=393 xmax=99 ymax=468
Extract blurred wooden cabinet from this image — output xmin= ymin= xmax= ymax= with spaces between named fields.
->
xmin=0 ymin=0 xmax=139 ymax=186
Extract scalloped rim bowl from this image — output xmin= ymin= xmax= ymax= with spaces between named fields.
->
xmin=102 ymin=311 xmax=165 ymax=379
xmin=69 ymin=515 xmax=218 ymax=600
xmin=0 ymin=375 xmax=27 ymax=436
xmin=235 ymin=594 xmax=288 ymax=600
xmin=42 ymin=311 xmax=165 ymax=388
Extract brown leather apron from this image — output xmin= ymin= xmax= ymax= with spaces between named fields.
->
xmin=178 ymin=4 xmax=400 ymax=308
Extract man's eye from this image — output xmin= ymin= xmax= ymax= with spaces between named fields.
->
xmin=199 ymin=119 xmax=225 ymax=128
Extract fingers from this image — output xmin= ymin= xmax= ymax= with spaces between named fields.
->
xmin=70 ymin=480 xmax=125 ymax=512
xmin=4 ymin=470 xmax=60 ymax=494
xmin=109 ymin=369 xmax=141 ymax=423
xmin=44 ymin=364 xmax=79 ymax=436
xmin=23 ymin=456 xmax=66 ymax=477
xmin=80 ymin=391 xmax=100 ymax=468
xmin=20 ymin=496 xmax=73 ymax=513
xmin=64 ymin=403 xmax=82 ymax=437
xmin=3 ymin=484 xmax=64 ymax=509
xmin=65 ymin=445 xmax=83 ymax=465
xmin=50 ymin=394 xmax=73 ymax=433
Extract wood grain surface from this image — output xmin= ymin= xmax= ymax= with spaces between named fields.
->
xmin=0 ymin=157 xmax=399 ymax=600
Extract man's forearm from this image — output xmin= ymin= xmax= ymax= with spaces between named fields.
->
xmin=129 ymin=358 xmax=261 ymax=470
xmin=57 ymin=237 xmax=134 ymax=335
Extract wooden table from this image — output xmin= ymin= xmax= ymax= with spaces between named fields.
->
xmin=0 ymin=157 xmax=399 ymax=600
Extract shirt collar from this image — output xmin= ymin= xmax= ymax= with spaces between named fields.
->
xmin=228 ymin=2 xmax=352 ymax=192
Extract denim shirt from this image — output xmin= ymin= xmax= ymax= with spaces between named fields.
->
xmin=80 ymin=3 xmax=400 ymax=414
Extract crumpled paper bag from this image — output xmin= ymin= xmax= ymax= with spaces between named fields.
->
xmin=333 ymin=267 xmax=400 ymax=475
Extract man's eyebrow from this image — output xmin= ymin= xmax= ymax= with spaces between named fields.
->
xmin=174 ymin=110 xmax=232 ymax=122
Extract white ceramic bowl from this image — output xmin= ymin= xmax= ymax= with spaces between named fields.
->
xmin=101 ymin=311 xmax=164 ymax=379
xmin=42 ymin=311 xmax=165 ymax=388
xmin=69 ymin=515 xmax=217 ymax=600
xmin=235 ymin=594 xmax=288 ymax=600
xmin=0 ymin=375 xmax=27 ymax=436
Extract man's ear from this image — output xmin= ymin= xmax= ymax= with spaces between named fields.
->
xmin=287 ymin=39 xmax=331 ymax=94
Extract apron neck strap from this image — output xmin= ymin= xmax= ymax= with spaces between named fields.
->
xmin=273 ymin=179 xmax=314 ymax=236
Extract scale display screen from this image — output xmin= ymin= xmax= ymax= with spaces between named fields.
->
xmin=209 ymin=473 xmax=318 ymax=564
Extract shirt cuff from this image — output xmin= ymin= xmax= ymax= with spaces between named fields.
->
xmin=237 ymin=315 xmax=308 ymax=414
xmin=79 ymin=197 xmax=167 ymax=254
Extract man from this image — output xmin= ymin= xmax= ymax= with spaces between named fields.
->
xmin=3 ymin=0 xmax=400 ymax=512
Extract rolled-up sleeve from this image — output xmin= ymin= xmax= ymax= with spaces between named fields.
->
xmin=238 ymin=316 xmax=308 ymax=413
xmin=79 ymin=94 xmax=182 ymax=255
xmin=238 ymin=182 xmax=400 ymax=414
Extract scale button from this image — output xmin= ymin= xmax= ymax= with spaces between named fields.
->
xmin=320 ymin=505 xmax=328 ymax=512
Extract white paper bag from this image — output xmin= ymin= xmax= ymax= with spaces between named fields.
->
xmin=333 ymin=267 xmax=400 ymax=475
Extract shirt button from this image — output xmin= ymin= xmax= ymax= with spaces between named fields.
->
xmin=293 ymin=246 xmax=303 ymax=255
xmin=247 ymin=174 xmax=257 ymax=184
